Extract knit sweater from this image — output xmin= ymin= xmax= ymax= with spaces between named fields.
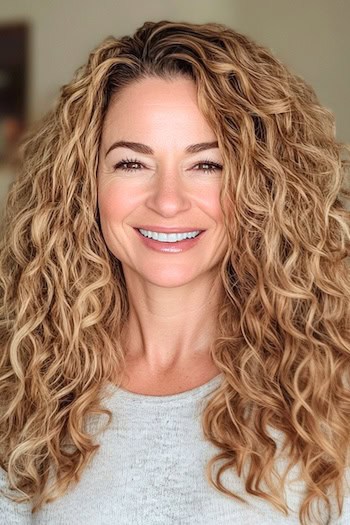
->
xmin=1 ymin=373 xmax=349 ymax=524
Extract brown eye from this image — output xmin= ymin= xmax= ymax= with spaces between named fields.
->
xmin=113 ymin=158 xmax=145 ymax=172
xmin=193 ymin=161 xmax=223 ymax=173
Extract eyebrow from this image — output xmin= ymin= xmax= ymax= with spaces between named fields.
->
xmin=105 ymin=140 xmax=219 ymax=158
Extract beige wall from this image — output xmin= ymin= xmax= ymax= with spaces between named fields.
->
xmin=0 ymin=0 xmax=349 ymax=207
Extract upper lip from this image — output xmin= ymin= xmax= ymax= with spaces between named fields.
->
xmin=134 ymin=226 xmax=205 ymax=233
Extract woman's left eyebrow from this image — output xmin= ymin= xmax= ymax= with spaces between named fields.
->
xmin=105 ymin=140 xmax=219 ymax=158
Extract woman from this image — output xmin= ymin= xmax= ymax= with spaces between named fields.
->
xmin=0 ymin=20 xmax=349 ymax=525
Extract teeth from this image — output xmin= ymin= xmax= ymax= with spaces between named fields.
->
xmin=139 ymin=229 xmax=201 ymax=242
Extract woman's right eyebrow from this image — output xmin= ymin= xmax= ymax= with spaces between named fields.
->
xmin=105 ymin=140 xmax=219 ymax=158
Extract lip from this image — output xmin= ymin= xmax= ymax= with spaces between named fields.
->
xmin=134 ymin=226 xmax=205 ymax=233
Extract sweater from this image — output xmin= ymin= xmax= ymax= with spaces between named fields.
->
xmin=1 ymin=373 xmax=349 ymax=524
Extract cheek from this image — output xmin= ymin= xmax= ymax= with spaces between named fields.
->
xmin=201 ymin=186 xmax=224 ymax=223
xmin=98 ymin=182 xmax=137 ymax=224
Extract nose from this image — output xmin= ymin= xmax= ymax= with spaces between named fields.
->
xmin=145 ymin=169 xmax=191 ymax=216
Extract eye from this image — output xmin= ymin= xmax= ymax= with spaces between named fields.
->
xmin=112 ymin=158 xmax=223 ymax=174
xmin=193 ymin=160 xmax=223 ymax=173
xmin=112 ymin=158 xmax=145 ymax=172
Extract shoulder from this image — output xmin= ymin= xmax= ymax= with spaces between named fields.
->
xmin=328 ymin=465 xmax=350 ymax=524
xmin=0 ymin=467 xmax=32 ymax=524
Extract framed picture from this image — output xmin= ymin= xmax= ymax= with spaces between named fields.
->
xmin=0 ymin=22 xmax=28 ymax=164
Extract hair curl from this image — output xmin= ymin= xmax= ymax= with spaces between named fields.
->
xmin=0 ymin=19 xmax=349 ymax=525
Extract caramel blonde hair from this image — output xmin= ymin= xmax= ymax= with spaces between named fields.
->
xmin=1 ymin=20 xmax=349 ymax=524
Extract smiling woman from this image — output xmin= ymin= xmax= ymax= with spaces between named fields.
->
xmin=0 ymin=19 xmax=350 ymax=525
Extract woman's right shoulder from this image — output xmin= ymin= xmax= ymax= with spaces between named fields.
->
xmin=0 ymin=466 xmax=33 ymax=524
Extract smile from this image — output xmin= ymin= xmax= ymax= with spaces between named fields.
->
xmin=138 ymin=228 xmax=201 ymax=242
xmin=134 ymin=227 xmax=206 ymax=253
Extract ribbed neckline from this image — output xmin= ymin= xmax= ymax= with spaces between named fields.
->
xmin=103 ymin=372 xmax=223 ymax=405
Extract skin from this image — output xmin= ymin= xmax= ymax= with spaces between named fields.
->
xmin=97 ymin=76 xmax=228 ymax=390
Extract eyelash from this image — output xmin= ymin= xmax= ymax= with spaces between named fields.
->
xmin=112 ymin=157 xmax=223 ymax=174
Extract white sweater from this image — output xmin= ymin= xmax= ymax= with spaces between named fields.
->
xmin=1 ymin=373 xmax=349 ymax=524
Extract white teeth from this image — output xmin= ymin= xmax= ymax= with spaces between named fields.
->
xmin=138 ymin=229 xmax=201 ymax=242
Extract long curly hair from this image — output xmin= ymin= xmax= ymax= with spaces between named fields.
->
xmin=0 ymin=20 xmax=349 ymax=524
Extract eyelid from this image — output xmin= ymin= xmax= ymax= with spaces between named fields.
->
xmin=194 ymin=158 xmax=223 ymax=167
xmin=112 ymin=157 xmax=146 ymax=170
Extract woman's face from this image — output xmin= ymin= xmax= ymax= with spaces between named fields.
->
xmin=97 ymin=76 xmax=228 ymax=287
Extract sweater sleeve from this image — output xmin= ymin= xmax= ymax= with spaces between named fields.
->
xmin=0 ymin=468 xmax=32 ymax=524
xmin=329 ymin=466 xmax=350 ymax=524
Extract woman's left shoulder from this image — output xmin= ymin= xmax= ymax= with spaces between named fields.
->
xmin=328 ymin=465 xmax=350 ymax=524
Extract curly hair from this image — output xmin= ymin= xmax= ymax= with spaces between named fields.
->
xmin=0 ymin=19 xmax=349 ymax=525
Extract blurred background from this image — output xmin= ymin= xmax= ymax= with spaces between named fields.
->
xmin=0 ymin=0 xmax=349 ymax=212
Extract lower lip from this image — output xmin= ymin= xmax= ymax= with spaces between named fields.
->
xmin=134 ymin=228 xmax=206 ymax=253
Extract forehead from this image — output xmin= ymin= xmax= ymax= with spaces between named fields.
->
xmin=102 ymin=76 xmax=215 ymax=140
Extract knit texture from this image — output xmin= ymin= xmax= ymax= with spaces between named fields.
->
xmin=1 ymin=373 xmax=349 ymax=524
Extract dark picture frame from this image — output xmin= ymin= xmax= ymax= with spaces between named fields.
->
xmin=0 ymin=22 xmax=29 ymax=164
